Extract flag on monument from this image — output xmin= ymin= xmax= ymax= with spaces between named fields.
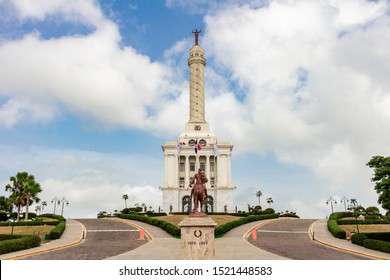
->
xmin=195 ymin=138 xmax=201 ymax=153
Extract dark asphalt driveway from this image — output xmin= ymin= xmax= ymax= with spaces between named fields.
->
xmin=21 ymin=219 xmax=147 ymax=260
xmin=248 ymin=219 xmax=369 ymax=260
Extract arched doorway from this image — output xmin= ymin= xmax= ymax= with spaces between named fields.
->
xmin=182 ymin=196 xmax=191 ymax=213
xmin=205 ymin=196 xmax=214 ymax=213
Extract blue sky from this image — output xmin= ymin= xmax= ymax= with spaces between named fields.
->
xmin=1 ymin=0 xmax=390 ymax=218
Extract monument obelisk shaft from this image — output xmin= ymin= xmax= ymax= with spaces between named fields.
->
xmin=186 ymin=29 xmax=209 ymax=132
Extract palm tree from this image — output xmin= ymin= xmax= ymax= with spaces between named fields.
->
xmin=266 ymin=197 xmax=274 ymax=208
xmin=6 ymin=173 xmax=27 ymax=221
xmin=41 ymin=201 xmax=47 ymax=216
xmin=5 ymin=172 xmax=42 ymax=221
xmin=256 ymin=190 xmax=262 ymax=207
xmin=122 ymin=194 xmax=129 ymax=209
xmin=23 ymin=176 xmax=42 ymax=221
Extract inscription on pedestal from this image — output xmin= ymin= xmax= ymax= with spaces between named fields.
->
xmin=178 ymin=217 xmax=217 ymax=260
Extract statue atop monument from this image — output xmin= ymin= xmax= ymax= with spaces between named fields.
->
xmin=192 ymin=29 xmax=201 ymax=45
xmin=189 ymin=168 xmax=208 ymax=216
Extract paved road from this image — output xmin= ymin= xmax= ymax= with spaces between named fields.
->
xmin=248 ymin=219 xmax=369 ymax=260
xmin=21 ymin=219 xmax=147 ymax=260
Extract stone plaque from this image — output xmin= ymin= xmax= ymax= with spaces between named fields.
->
xmin=178 ymin=217 xmax=217 ymax=260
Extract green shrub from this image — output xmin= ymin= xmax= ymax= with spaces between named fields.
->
xmin=351 ymin=233 xmax=368 ymax=246
xmin=119 ymin=213 xmax=279 ymax=238
xmin=41 ymin=213 xmax=66 ymax=222
xmin=50 ymin=221 xmax=66 ymax=239
xmin=351 ymin=232 xmax=390 ymax=253
xmin=329 ymin=212 xmax=354 ymax=220
xmin=364 ymin=232 xmax=390 ymax=242
xmin=362 ymin=238 xmax=390 ymax=254
xmin=215 ymin=214 xmax=279 ymax=237
xmin=0 ymin=234 xmax=41 ymax=254
xmin=147 ymin=212 xmax=168 ymax=217
xmin=119 ymin=214 xmax=180 ymax=237
xmin=0 ymin=212 xmax=8 ymax=222
xmin=337 ymin=219 xmax=389 ymax=225
xmin=0 ymin=220 xmax=60 ymax=227
xmin=327 ymin=219 xmax=346 ymax=239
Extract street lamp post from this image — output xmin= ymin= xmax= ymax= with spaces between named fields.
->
xmin=59 ymin=197 xmax=69 ymax=217
xmin=326 ymin=196 xmax=337 ymax=213
xmin=341 ymin=196 xmax=349 ymax=212
xmin=51 ymin=197 xmax=60 ymax=214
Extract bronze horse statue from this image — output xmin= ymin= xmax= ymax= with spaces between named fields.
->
xmin=190 ymin=169 xmax=208 ymax=214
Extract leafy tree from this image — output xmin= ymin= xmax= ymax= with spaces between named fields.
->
xmin=365 ymin=206 xmax=381 ymax=220
xmin=256 ymin=190 xmax=262 ymax=207
xmin=366 ymin=156 xmax=390 ymax=213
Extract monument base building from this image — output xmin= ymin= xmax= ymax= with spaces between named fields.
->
xmin=161 ymin=31 xmax=234 ymax=213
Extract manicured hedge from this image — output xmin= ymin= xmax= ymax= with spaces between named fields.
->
xmin=0 ymin=220 xmax=60 ymax=227
xmin=329 ymin=212 xmax=354 ymax=220
xmin=350 ymin=232 xmax=368 ymax=246
xmin=49 ymin=221 xmax=66 ymax=239
xmin=351 ymin=232 xmax=390 ymax=254
xmin=0 ymin=234 xmax=41 ymax=254
xmin=41 ymin=213 xmax=66 ymax=222
xmin=119 ymin=213 xmax=279 ymax=238
xmin=337 ymin=219 xmax=389 ymax=225
xmin=119 ymin=214 xmax=180 ymax=237
xmin=327 ymin=219 xmax=347 ymax=239
xmin=215 ymin=214 xmax=279 ymax=237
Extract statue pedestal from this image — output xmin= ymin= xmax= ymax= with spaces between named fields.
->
xmin=178 ymin=216 xmax=217 ymax=260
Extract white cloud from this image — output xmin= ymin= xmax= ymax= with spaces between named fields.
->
xmin=0 ymin=145 xmax=164 ymax=218
xmin=1 ymin=0 xmax=389 ymax=218
xmin=0 ymin=0 xmax=173 ymax=132
xmin=10 ymin=0 xmax=106 ymax=27
xmin=0 ymin=96 xmax=59 ymax=127
xmin=200 ymin=0 xmax=390 ymax=216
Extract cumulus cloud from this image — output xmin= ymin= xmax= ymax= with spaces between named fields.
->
xmin=0 ymin=144 xmax=163 ymax=218
xmin=0 ymin=0 xmax=176 ymax=132
xmin=1 ymin=0 xmax=389 ymax=218
xmin=203 ymin=0 xmax=390 ymax=162
xmin=198 ymin=0 xmax=390 ymax=216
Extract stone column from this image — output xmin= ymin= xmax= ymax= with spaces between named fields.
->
xmin=185 ymin=156 xmax=190 ymax=187
xmin=206 ymin=155 xmax=210 ymax=188
xmin=174 ymin=155 xmax=179 ymax=188
xmin=163 ymin=154 xmax=168 ymax=186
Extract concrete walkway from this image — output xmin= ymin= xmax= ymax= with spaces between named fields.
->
xmin=0 ymin=219 xmax=86 ymax=260
xmin=310 ymin=219 xmax=390 ymax=260
xmin=1 ymin=218 xmax=389 ymax=260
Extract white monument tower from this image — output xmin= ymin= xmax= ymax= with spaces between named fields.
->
xmin=161 ymin=30 xmax=234 ymax=213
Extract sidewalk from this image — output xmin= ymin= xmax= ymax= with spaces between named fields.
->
xmin=310 ymin=219 xmax=390 ymax=260
xmin=0 ymin=219 xmax=86 ymax=260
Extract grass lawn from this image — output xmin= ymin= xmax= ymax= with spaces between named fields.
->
xmin=153 ymin=215 xmax=242 ymax=227
xmin=0 ymin=225 xmax=55 ymax=243
xmin=339 ymin=224 xmax=390 ymax=238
